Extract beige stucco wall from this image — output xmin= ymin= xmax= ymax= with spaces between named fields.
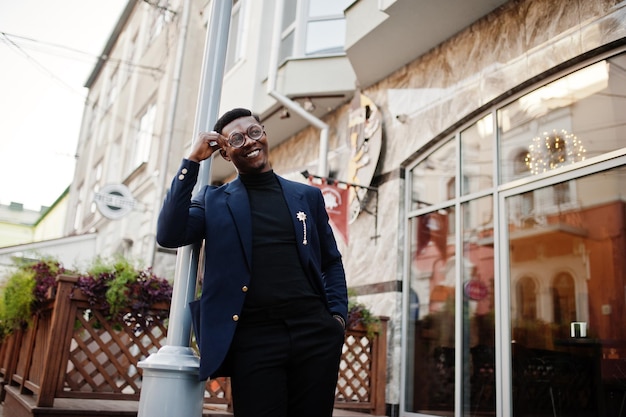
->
xmin=33 ymin=194 xmax=68 ymax=242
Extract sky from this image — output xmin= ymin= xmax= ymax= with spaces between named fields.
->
xmin=0 ymin=0 xmax=127 ymax=211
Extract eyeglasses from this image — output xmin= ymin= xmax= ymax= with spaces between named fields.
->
xmin=228 ymin=124 xmax=265 ymax=148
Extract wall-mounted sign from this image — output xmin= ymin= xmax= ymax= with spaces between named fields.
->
xmin=307 ymin=177 xmax=350 ymax=244
xmin=293 ymin=90 xmax=383 ymax=243
xmin=346 ymin=90 xmax=382 ymax=223
xmin=94 ymin=184 xmax=135 ymax=220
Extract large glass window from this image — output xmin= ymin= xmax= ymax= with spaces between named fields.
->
xmin=405 ymin=50 xmax=626 ymax=417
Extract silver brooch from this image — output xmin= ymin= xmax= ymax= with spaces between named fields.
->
xmin=296 ymin=211 xmax=308 ymax=245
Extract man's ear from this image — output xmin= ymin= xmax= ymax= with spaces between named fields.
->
xmin=219 ymin=149 xmax=230 ymax=161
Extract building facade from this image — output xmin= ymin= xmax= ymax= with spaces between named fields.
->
xmin=66 ymin=0 xmax=626 ymax=416
xmin=0 ymin=191 xmax=74 ymax=280
xmin=65 ymin=0 xmax=207 ymax=277
xmin=0 ymin=202 xmax=43 ymax=248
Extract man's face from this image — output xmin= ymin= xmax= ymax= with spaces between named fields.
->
xmin=220 ymin=116 xmax=271 ymax=175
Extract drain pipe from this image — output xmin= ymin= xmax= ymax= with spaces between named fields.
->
xmin=267 ymin=0 xmax=329 ymax=177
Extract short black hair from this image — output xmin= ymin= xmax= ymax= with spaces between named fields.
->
xmin=213 ymin=108 xmax=261 ymax=134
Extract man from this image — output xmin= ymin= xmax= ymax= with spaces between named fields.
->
xmin=156 ymin=108 xmax=348 ymax=417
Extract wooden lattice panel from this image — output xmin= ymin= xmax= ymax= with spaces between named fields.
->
xmin=62 ymin=306 xmax=168 ymax=399
xmin=335 ymin=333 xmax=373 ymax=404
xmin=205 ymin=377 xmax=230 ymax=404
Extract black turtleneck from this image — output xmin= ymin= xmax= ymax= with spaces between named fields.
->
xmin=239 ymin=171 xmax=320 ymax=316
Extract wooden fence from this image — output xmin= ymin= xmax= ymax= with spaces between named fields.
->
xmin=0 ymin=275 xmax=387 ymax=416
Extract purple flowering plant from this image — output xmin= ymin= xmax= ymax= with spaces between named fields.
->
xmin=346 ymin=291 xmax=380 ymax=338
xmin=75 ymin=257 xmax=172 ymax=332
xmin=30 ymin=258 xmax=66 ymax=307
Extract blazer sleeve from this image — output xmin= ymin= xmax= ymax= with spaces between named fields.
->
xmin=156 ymin=159 xmax=207 ymax=248
xmin=312 ymin=186 xmax=348 ymax=320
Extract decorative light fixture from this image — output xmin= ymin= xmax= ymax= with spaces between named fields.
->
xmin=280 ymin=107 xmax=290 ymax=119
xmin=302 ymin=97 xmax=316 ymax=112
xmin=525 ymin=128 xmax=586 ymax=174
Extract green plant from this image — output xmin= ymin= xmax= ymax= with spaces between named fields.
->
xmin=75 ymin=256 xmax=172 ymax=331
xmin=88 ymin=257 xmax=139 ymax=315
xmin=0 ymin=258 xmax=67 ymax=336
xmin=0 ymin=268 xmax=35 ymax=333
xmin=346 ymin=290 xmax=380 ymax=338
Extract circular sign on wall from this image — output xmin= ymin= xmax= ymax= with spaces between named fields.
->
xmin=94 ymin=184 xmax=136 ymax=220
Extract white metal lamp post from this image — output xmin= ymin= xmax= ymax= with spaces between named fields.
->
xmin=137 ymin=1 xmax=232 ymax=416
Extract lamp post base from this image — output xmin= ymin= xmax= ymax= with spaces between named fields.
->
xmin=138 ymin=345 xmax=205 ymax=417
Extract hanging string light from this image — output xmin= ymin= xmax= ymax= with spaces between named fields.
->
xmin=525 ymin=129 xmax=586 ymax=174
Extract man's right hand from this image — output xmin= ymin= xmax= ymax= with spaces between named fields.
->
xmin=188 ymin=131 xmax=226 ymax=163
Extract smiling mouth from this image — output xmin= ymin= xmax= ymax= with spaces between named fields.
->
xmin=246 ymin=149 xmax=260 ymax=158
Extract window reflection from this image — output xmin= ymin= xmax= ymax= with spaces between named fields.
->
xmin=305 ymin=19 xmax=346 ymax=55
xmin=461 ymin=115 xmax=494 ymax=195
xmin=462 ymin=196 xmax=496 ymax=415
xmin=306 ymin=0 xmax=351 ymax=55
xmin=552 ymin=273 xmax=576 ymax=326
xmin=411 ymin=139 xmax=456 ymax=211
xmin=407 ymin=207 xmax=456 ymax=415
xmin=517 ymin=277 xmax=537 ymax=320
xmin=508 ymin=166 xmax=626 ymax=416
xmin=499 ymin=57 xmax=625 ymax=184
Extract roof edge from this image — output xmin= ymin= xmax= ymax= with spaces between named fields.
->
xmin=84 ymin=0 xmax=137 ymax=88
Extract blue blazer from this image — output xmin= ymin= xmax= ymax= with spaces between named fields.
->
xmin=156 ymin=159 xmax=348 ymax=381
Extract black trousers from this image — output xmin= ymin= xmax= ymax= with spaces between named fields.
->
xmin=228 ymin=303 xmax=345 ymax=417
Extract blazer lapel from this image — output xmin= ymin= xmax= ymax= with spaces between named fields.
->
xmin=225 ymin=179 xmax=253 ymax=270
xmin=279 ymin=178 xmax=309 ymax=266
